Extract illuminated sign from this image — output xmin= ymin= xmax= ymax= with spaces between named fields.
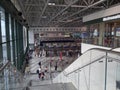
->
xmin=103 ymin=15 xmax=120 ymax=21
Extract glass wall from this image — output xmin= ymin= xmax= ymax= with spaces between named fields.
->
xmin=87 ymin=24 xmax=99 ymax=44
xmin=9 ymin=14 xmax=13 ymax=64
xmin=23 ymin=26 xmax=27 ymax=53
xmin=104 ymin=22 xmax=120 ymax=48
xmin=0 ymin=5 xmax=28 ymax=70
xmin=0 ymin=11 xmax=2 ymax=66
xmin=0 ymin=1 xmax=28 ymax=89
xmin=14 ymin=19 xmax=17 ymax=66
xmin=0 ymin=6 xmax=7 ymax=62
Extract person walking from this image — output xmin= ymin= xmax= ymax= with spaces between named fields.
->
xmin=36 ymin=69 xmax=39 ymax=78
xmin=38 ymin=61 xmax=41 ymax=67
xmin=38 ymin=67 xmax=42 ymax=79
xmin=41 ymin=72 xmax=45 ymax=80
xmin=54 ymin=65 xmax=57 ymax=71
xmin=44 ymin=66 xmax=48 ymax=73
xmin=55 ymin=61 xmax=58 ymax=71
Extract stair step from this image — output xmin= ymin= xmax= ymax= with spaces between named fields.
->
xmin=29 ymin=83 xmax=77 ymax=90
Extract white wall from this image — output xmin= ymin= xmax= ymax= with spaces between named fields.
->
xmin=23 ymin=26 xmax=27 ymax=53
xmin=83 ymin=5 xmax=120 ymax=22
xmin=112 ymin=48 xmax=120 ymax=52
xmin=28 ymin=30 xmax=34 ymax=44
xmin=81 ymin=43 xmax=111 ymax=54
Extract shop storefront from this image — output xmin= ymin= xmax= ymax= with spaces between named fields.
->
xmin=87 ymin=23 xmax=99 ymax=45
xmin=83 ymin=4 xmax=120 ymax=48
xmin=83 ymin=14 xmax=120 ymax=48
xmin=104 ymin=20 xmax=120 ymax=47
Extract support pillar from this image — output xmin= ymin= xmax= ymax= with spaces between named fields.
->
xmin=99 ymin=22 xmax=105 ymax=46
xmin=5 ymin=12 xmax=11 ymax=61
xmin=0 ymin=14 xmax=3 ymax=61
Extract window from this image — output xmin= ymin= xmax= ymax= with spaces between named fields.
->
xmin=1 ymin=8 xmax=6 ymax=43
xmin=0 ymin=6 xmax=7 ymax=59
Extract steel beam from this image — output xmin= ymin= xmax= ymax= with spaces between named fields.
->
xmin=37 ymin=0 xmax=50 ymax=25
xmin=46 ymin=0 xmax=79 ymax=25
xmin=49 ymin=4 xmax=103 ymax=8
xmin=55 ymin=0 xmax=106 ymax=26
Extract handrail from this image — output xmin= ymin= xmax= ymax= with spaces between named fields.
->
xmin=65 ymin=55 xmax=120 ymax=76
xmin=65 ymin=55 xmax=105 ymax=76
xmin=0 ymin=60 xmax=27 ymax=90
xmin=0 ymin=61 xmax=24 ymax=78
xmin=0 ymin=61 xmax=10 ymax=72
xmin=64 ymin=48 xmax=120 ymax=76
xmin=82 ymin=47 xmax=120 ymax=56
xmin=9 ymin=63 xmax=24 ymax=78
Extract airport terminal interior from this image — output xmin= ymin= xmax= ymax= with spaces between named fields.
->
xmin=0 ymin=0 xmax=120 ymax=90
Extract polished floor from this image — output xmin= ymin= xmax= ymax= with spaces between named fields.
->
xmin=24 ymin=52 xmax=77 ymax=90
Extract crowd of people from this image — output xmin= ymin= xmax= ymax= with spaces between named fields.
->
xmin=36 ymin=59 xmax=60 ymax=80
xmin=24 ymin=43 xmax=81 ymax=81
xmin=36 ymin=61 xmax=48 ymax=80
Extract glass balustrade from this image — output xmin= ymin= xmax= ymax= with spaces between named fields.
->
xmin=0 ymin=48 xmax=120 ymax=90
xmin=0 ymin=61 xmax=25 ymax=90
xmin=53 ymin=48 xmax=120 ymax=90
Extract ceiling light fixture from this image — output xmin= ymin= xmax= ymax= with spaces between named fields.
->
xmin=48 ymin=3 xmax=55 ymax=5
xmin=42 ymin=16 xmax=47 ymax=18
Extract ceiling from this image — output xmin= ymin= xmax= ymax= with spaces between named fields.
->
xmin=16 ymin=0 xmax=120 ymax=27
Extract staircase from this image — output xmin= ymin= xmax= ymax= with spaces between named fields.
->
xmin=27 ymin=80 xmax=76 ymax=90
xmin=22 ymin=54 xmax=77 ymax=90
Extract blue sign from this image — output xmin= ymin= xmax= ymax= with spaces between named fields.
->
xmin=81 ymin=32 xmax=89 ymax=38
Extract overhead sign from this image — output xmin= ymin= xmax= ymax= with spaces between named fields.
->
xmin=103 ymin=15 xmax=120 ymax=21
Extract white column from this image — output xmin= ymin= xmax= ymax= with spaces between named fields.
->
xmin=28 ymin=30 xmax=34 ymax=44
xmin=99 ymin=22 xmax=105 ymax=45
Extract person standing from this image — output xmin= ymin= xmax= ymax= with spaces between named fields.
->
xmin=38 ymin=67 xmax=42 ymax=79
xmin=55 ymin=65 xmax=57 ymax=71
xmin=44 ymin=66 xmax=48 ymax=73
xmin=55 ymin=61 xmax=58 ymax=71
xmin=38 ymin=61 xmax=41 ymax=67
xmin=41 ymin=72 xmax=45 ymax=80
xmin=36 ymin=69 xmax=39 ymax=78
